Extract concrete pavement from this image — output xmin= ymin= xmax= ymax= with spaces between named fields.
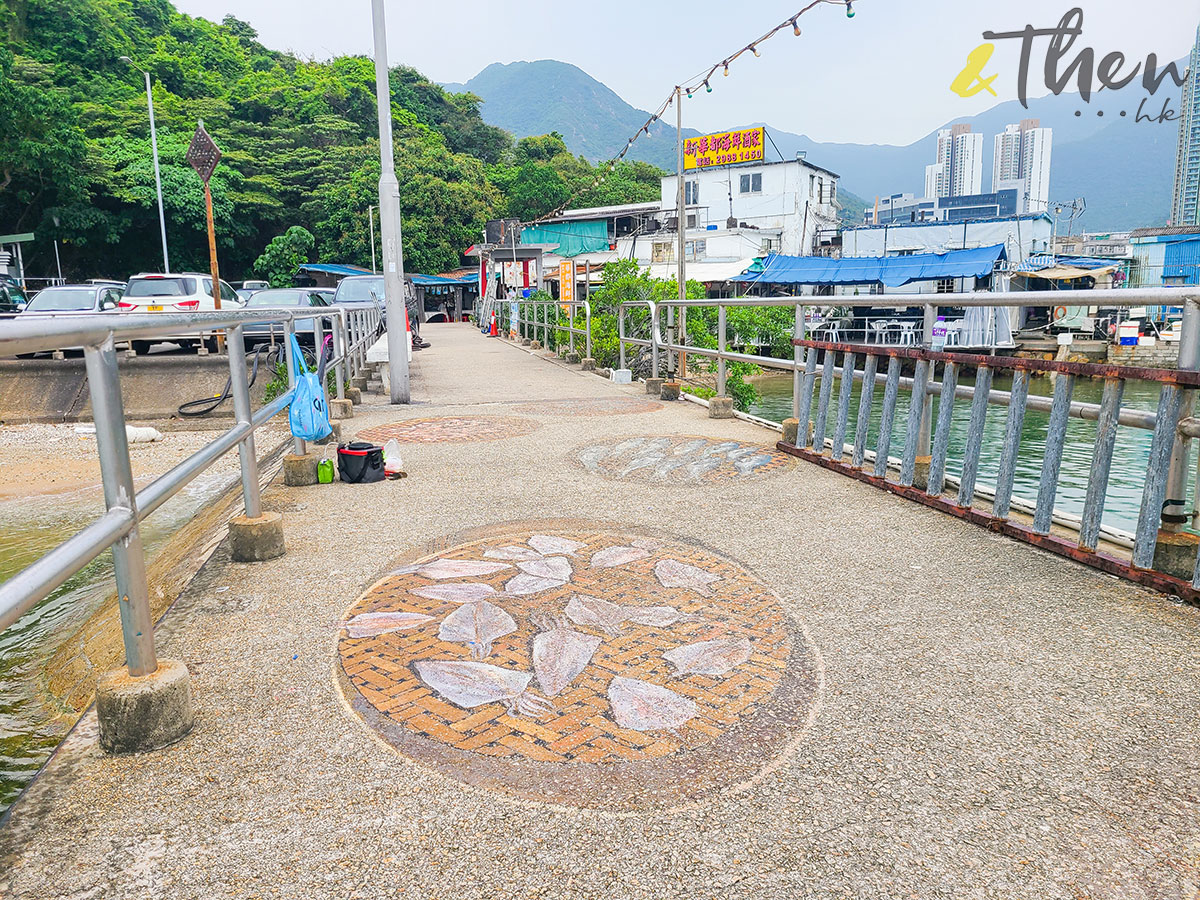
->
xmin=2 ymin=322 xmax=1199 ymax=899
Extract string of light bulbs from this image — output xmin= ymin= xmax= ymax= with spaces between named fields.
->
xmin=529 ymin=0 xmax=857 ymax=224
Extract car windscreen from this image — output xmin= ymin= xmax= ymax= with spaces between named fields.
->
xmin=26 ymin=289 xmax=95 ymax=312
xmin=125 ymin=277 xmax=195 ymax=298
xmin=334 ymin=279 xmax=384 ymax=302
xmin=245 ymin=290 xmax=305 ymax=307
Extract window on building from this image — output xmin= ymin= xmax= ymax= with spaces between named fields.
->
xmin=809 ymin=174 xmax=816 ymax=197
xmin=936 ymin=278 xmax=956 ymax=294
xmin=685 ymin=181 xmax=700 ymax=205
xmin=816 ymin=178 xmax=824 ymax=203
xmin=739 ymin=173 xmax=762 ymax=194
xmin=814 ymin=284 xmax=834 ymax=297
xmin=685 ymin=240 xmax=706 ymax=260
xmin=761 ymin=237 xmax=778 ymax=254
xmin=651 ymin=242 xmax=673 ymax=263
xmin=686 ymin=214 xmax=698 ymax=228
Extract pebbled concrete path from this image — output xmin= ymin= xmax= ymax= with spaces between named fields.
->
xmin=2 ymin=323 xmax=1199 ymax=899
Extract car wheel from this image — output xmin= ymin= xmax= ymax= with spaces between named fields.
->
xmin=204 ymin=336 xmax=219 ymax=354
xmin=131 ymin=341 xmax=152 ymax=356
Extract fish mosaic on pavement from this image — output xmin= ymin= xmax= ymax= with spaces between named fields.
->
xmin=574 ymin=436 xmax=794 ymax=484
xmin=354 ymin=416 xmax=539 ymax=445
xmin=511 ymin=398 xmax=664 ymax=417
xmin=336 ymin=526 xmax=821 ymax=810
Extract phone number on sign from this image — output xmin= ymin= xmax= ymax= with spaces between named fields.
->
xmin=692 ymin=149 xmax=764 ymax=168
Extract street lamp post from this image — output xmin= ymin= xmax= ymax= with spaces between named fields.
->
xmin=369 ymin=0 xmax=410 ymax=404
xmin=120 ymin=57 xmax=170 ymax=273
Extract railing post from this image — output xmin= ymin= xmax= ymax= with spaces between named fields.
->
xmin=1162 ymin=296 xmax=1200 ymax=532
xmin=665 ymin=305 xmax=676 ymax=376
xmin=333 ymin=312 xmax=346 ymax=401
xmin=793 ymin=304 xmax=805 ymax=421
xmin=226 ymin=324 xmax=263 ymax=519
xmin=569 ymin=300 xmax=575 ymax=354
xmin=283 ymin=319 xmax=306 ymax=458
xmin=717 ymin=304 xmax=727 ymax=397
xmin=585 ymin=302 xmax=592 ymax=361
xmin=650 ymin=302 xmax=660 ymax=380
xmin=619 ymin=306 xmax=626 ymax=370
xmin=84 ymin=336 xmax=158 ymax=677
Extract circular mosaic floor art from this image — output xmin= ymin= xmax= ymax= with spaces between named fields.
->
xmin=574 ymin=436 xmax=794 ymax=484
xmin=337 ymin=527 xmax=820 ymax=810
xmin=354 ymin=416 xmax=539 ymax=445
xmin=511 ymin=398 xmax=663 ymax=417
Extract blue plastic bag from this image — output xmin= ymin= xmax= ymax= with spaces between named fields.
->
xmin=287 ymin=333 xmax=332 ymax=442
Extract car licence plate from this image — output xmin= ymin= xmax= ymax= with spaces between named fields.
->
xmin=147 ymin=305 xmax=164 ymax=311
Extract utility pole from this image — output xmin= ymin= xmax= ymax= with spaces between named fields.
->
xmin=121 ymin=57 xmax=170 ymax=273
xmin=368 ymin=205 xmax=377 ymax=273
xmin=676 ymin=87 xmax=687 ymax=376
xmin=370 ymin=0 xmax=410 ymax=404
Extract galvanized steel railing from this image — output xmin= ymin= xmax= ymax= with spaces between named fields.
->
xmin=503 ymin=299 xmax=592 ymax=360
xmin=0 ymin=304 xmax=380 ymax=677
xmin=610 ymin=288 xmax=1200 ymax=601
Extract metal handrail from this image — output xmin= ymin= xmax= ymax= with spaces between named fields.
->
xmin=0 ymin=303 xmax=382 ymax=677
xmin=604 ymin=287 xmax=1200 ymax=600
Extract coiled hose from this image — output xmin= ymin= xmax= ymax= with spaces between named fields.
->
xmin=177 ymin=342 xmax=320 ymax=418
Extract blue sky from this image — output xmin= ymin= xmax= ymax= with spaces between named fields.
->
xmin=176 ymin=0 xmax=1200 ymax=145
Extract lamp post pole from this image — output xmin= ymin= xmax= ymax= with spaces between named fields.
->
xmin=676 ymin=87 xmax=687 ymax=376
xmin=121 ymin=58 xmax=169 ymax=273
xmin=370 ymin=0 xmax=411 ymax=404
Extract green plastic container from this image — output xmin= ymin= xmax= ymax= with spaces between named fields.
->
xmin=317 ymin=458 xmax=334 ymax=484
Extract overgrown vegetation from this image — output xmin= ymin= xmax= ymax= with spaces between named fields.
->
xmin=0 ymin=0 xmax=665 ymax=281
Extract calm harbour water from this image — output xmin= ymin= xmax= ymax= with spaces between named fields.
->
xmin=747 ymin=370 xmax=1187 ymax=537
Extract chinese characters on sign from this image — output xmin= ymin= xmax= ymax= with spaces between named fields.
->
xmin=559 ymin=260 xmax=574 ymax=313
xmin=683 ymin=127 xmax=765 ymax=170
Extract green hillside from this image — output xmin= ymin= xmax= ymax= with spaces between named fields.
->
xmin=0 ymin=3 xmax=662 ymax=281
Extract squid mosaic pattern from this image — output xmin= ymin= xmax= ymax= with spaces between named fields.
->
xmin=337 ymin=527 xmax=820 ymax=809
xmin=511 ymin=398 xmax=664 ymax=417
xmin=354 ymin=416 xmax=540 ymax=445
xmin=574 ymin=436 xmax=794 ymax=484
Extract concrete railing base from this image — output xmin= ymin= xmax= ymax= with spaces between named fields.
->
xmin=1153 ymin=530 xmax=1200 ymax=581
xmin=610 ymin=369 xmax=632 ymax=385
xmin=581 ymin=358 xmax=596 ymax=372
xmin=96 ymin=659 xmax=194 ymax=754
xmin=660 ymin=382 xmax=680 ymax=401
xmin=645 ymin=378 xmax=664 ymax=397
xmin=350 ymin=375 xmax=368 ymax=392
xmin=345 ymin=387 xmax=362 ymax=405
xmin=566 ymin=352 xmax=581 ymax=364
xmin=913 ymin=456 xmax=932 ymax=492
xmin=782 ymin=417 xmax=800 ymax=446
xmin=229 ymin=512 xmax=286 ymax=562
xmin=709 ymin=397 xmax=734 ymax=419
xmin=530 ymin=340 xmax=543 ymax=350
xmin=283 ymin=453 xmax=320 ymax=486
xmin=329 ymin=398 xmax=353 ymax=420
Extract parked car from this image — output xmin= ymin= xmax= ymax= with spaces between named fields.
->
xmin=332 ymin=275 xmax=386 ymax=324
xmin=239 ymin=288 xmax=331 ymax=346
xmin=120 ymin=273 xmax=243 ymax=354
xmin=0 ymin=282 xmax=27 ymax=314
xmin=24 ymin=284 xmax=123 ymax=314
xmin=11 ymin=284 xmax=124 ymax=357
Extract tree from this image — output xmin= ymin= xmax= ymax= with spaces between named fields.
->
xmin=253 ymin=226 xmax=314 ymax=288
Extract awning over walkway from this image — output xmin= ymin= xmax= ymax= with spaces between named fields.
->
xmin=520 ymin=221 xmax=611 ymax=258
xmin=734 ymin=244 xmax=1007 ymax=287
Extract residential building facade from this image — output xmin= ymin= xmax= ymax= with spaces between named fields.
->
xmin=993 ymin=119 xmax=1053 ymax=214
xmin=925 ymin=124 xmax=983 ymax=199
xmin=1173 ymin=24 xmax=1200 ymax=227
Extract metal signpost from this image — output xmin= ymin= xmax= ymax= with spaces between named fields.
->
xmin=186 ymin=121 xmax=225 ymax=353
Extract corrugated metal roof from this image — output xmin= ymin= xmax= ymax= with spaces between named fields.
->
xmin=295 ymin=263 xmax=373 ymax=277
xmin=734 ymin=244 xmax=1006 ymax=287
xmin=1129 ymin=225 xmax=1200 ymax=239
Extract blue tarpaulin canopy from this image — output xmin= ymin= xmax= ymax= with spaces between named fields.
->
xmin=520 ymin=221 xmax=610 ymax=258
xmin=733 ymin=244 xmax=1007 ymax=288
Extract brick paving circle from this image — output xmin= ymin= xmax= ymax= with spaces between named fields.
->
xmin=511 ymin=398 xmax=664 ymax=417
xmin=337 ymin=526 xmax=821 ymax=810
xmin=574 ymin=435 xmax=795 ymax=484
xmin=353 ymin=416 xmax=539 ymax=445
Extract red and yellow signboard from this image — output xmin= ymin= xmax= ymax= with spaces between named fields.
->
xmin=683 ymin=127 xmax=765 ymax=170
xmin=559 ymin=260 xmax=574 ymax=313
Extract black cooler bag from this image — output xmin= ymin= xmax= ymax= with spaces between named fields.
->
xmin=337 ymin=441 xmax=385 ymax=483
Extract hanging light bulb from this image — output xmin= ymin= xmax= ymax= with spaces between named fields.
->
xmin=750 ymin=44 xmax=760 ymax=57
xmin=845 ymin=0 xmax=855 ymax=17
xmin=704 ymin=80 xmax=712 ymax=93
xmin=723 ymin=61 xmax=730 ymax=77
xmin=686 ymin=87 xmax=693 ymax=98
xmin=792 ymin=18 xmax=801 ymax=36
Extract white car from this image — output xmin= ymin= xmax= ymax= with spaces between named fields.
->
xmin=120 ymin=273 xmax=243 ymax=354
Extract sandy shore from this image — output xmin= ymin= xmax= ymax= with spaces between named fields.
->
xmin=0 ymin=422 xmax=289 ymax=500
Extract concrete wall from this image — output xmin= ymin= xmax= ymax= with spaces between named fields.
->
xmin=0 ymin=355 xmax=272 ymax=423
xmin=1107 ymin=343 xmax=1180 ymax=368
